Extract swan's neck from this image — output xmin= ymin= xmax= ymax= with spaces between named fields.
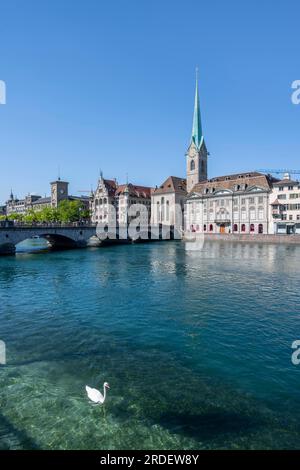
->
xmin=103 ymin=385 xmax=107 ymax=401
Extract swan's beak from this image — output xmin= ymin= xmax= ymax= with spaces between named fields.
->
xmin=106 ymin=383 xmax=110 ymax=389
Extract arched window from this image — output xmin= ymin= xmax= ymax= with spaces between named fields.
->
xmin=156 ymin=202 xmax=160 ymax=221
xmin=99 ymin=198 xmax=103 ymax=205
xmin=209 ymin=224 xmax=213 ymax=232
xmin=241 ymin=224 xmax=246 ymax=232
xmin=161 ymin=197 xmax=165 ymax=221
xmin=259 ymin=224 xmax=263 ymax=234
xmin=233 ymin=224 xmax=238 ymax=232
xmin=250 ymin=224 xmax=255 ymax=232
xmin=166 ymin=200 xmax=170 ymax=222
xmin=103 ymin=198 xmax=107 ymax=204
xmin=204 ymin=224 xmax=207 ymax=232
xmin=190 ymin=160 xmax=195 ymax=171
xmin=95 ymin=199 xmax=99 ymax=206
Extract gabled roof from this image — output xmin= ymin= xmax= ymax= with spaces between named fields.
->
xmin=102 ymin=179 xmax=117 ymax=196
xmin=116 ymin=184 xmax=152 ymax=199
xmin=189 ymin=172 xmax=278 ymax=196
xmin=153 ymin=176 xmax=187 ymax=195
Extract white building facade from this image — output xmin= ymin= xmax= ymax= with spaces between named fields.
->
xmin=269 ymin=174 xmax=300 ymax=234
xmin=151 ymin=176 xmax=186 ymax=230
xmin=186 ymin=172 xmax=276 ymax=235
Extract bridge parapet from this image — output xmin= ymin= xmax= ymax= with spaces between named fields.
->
xmin=0 ymin=224 xmax=97 ymax=255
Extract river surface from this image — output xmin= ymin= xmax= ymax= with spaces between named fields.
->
xmin=0 ymin=240 xmax=300 ymax=449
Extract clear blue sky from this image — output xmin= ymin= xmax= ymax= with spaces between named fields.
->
xmin=0 ymin=0 xmax=299 ymax=203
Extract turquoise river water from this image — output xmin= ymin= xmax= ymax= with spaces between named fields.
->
xmin=0 ymin=240 xmax=300 ymax=449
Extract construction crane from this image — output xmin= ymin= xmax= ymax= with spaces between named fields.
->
xmin=257 ymin=169 xmax=300 ymax=176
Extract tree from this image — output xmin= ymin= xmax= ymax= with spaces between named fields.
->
xmin=57 ymin=200 xmax=89 ymax=223
xmin=35 ymin=206 xmax=58 ymax=223
xmin=8 ymin=212 xmax=24 ymax=223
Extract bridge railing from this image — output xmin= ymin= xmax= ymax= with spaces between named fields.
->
xmin=0 ymin=221 xmax=97 ymax=229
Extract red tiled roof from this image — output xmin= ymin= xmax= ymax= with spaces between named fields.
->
xmin=153 ymin=176 xmax=187 ymax=195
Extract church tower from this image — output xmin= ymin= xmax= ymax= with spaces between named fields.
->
xmin=186 ymin=71 xmax=208 ymax=193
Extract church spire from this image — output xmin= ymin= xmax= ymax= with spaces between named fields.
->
xmin=191 ymin=68 xmax=203 ymax=149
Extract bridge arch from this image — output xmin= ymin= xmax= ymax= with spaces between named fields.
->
xmin=0 ymin=225 xmax=96 ymax=255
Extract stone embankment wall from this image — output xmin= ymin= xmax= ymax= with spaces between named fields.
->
xmin=184 ymin=233 xmax=300 ymax=245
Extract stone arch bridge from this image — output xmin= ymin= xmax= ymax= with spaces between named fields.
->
xmin=0 ymin=224 xmax=97 ymax=255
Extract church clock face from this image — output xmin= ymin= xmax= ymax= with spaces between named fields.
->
xmin=60 ymin=189 xmax=65 ymax=195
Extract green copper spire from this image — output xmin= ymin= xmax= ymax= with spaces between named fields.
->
xmin=191 ymin=68 xmax=203 ymax=149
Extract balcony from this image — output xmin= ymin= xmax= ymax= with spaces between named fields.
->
xmin=214 ymin=219 xmax=231 ymax=224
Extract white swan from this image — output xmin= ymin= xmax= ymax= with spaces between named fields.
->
xmin=86 ymin=382 xmax=110 ymax=404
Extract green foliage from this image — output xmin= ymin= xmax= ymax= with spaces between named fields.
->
xmin=4 ymin=200 xmax=90 ymax=224
xmin=57 ymin=199 xmax=90 ymax=223
xmin=8 ymin=212 xmax=24 ymax=222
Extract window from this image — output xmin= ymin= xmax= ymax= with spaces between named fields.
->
xmin=250 ymin=224 xmax=255 ymax=232
xmin=161 ymin=197 xmax=165 ymax=221
xmin=241 ymin=209 xmax=246 ymax=220
xmin=278 ymin=194 xmax=286 ymax=200
xmin=250 ymin=207 xmax=256 ymax=220
xmin=258 ymin=207 xmax=264 ymax=220
xmin=279 ymin=187 xmax=284 ymax=191
xmin=156 ymin=202 xmax=160 ymax=221
xmin=233 ymin=210 xmax=239 ymax=220
xmin=258 ymin=196 xmax=264 ymax=204
xmin=233 ymin=224 xmax=238 ymax=232
xmin=166 ymin=201 xmax=170 ymax=222
xmin=241 ymin=198 xmax=246 ymax=205
xmin=259 ymin=224 xmax=263 ymax=234
xmin=288 ymin=186 xmax=294 ymax=190
xmin=203 ymin=224 xmax=207 ymax=231
xmin=249 ymin=197 xmax=255 ymax=204
xmin=190 ymin=160 xmax=195 ymax=171
xmin=209 ymin=224 xmax=213 ymax=232
xmin=289 ymin=215 xmax=293 ymax=221
xmin=241 ymin=224 xmax=246 ymax=232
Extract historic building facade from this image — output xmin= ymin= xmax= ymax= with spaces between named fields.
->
xmin=90 ymin=174 xmax=152 ymax=226
xmin=151 ymin=176 xmax=186 ymax=229
xmin=269 ymin=174 xmax=300 ymax=234
xmin=185 ymin=172 xmax=277 ymax=234
xmin=5 ymin=179 xmax=89 ymax=216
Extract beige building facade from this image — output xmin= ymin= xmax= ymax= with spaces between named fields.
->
xmin=186 ymin=172 xmax=276 ymax=235
xmin=90 ymin=175 xmax=152 ymax=226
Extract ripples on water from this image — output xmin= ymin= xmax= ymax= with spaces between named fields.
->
xmin=0 ymin=240 xmax=300 ymax=449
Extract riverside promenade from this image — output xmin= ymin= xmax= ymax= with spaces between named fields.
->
xmin=184 ymin=233 xmax=300 ymax=245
